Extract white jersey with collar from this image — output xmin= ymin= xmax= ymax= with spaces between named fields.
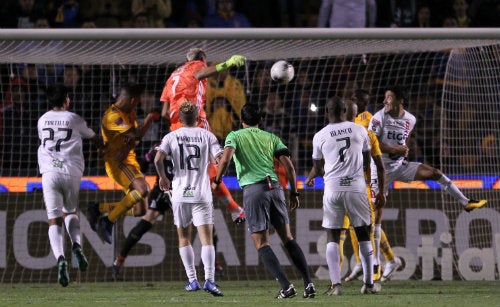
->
xmin=37 ymin=110 xmax=95 ymax=177
xmin=368 ymin=108 xmax=416 ymax=171
xmin=312 ymin=121 xmax=370 ymax=193
xmin=156 ymin=126 xmax=222 ymax=203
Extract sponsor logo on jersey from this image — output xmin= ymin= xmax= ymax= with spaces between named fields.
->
xmin=339 ymin=176 xmax=353 ymax=186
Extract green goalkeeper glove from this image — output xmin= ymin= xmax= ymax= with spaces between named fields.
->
xmin=216 ymin=55 xmax=246 ymax=72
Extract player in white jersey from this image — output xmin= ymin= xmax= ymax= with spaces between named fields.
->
xmin=368 ymin=85 xmax=487 ymax=280
xmin=37 ymin=84 xmax=101 ymax=287
xmin=305 ymin=97 xmax=381 ymax=295
xmin=154 ymin=101 xmax=223 ymax=297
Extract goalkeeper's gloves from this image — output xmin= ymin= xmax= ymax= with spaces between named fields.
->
xmin=216 ymin=55 xmax=246 ymax=72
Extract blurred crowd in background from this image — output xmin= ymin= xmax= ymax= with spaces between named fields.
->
xmin=0 ymin=0 xmax=499 ymax=29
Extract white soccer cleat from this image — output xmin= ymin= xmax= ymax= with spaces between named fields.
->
xmin=381 ymin=257 xmax=402 ymax=281
xmin=361 ymin=282 xmax=381 ymax=294
xmin=345 ymin=263 xmax=363 ymax=282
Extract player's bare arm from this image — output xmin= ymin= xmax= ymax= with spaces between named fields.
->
xmin=379 ymin=141 xmax=409 ymax=157
xmin=212 ymin=147 xmax=234 ymax=190
xmin=278 ymin=154 xmax=299 ymax=211
xmin=372 ymin=154 xmax=386 ymax=211
xmin=306 ymin=159 xmax=324 ymax=187
xmin=153 ymin=150 xmax=171 ymax=191
xmin=137 ymin=111 xmax=160 ymax=137
xmin=160 ymin=100 xmax=170 ymax=121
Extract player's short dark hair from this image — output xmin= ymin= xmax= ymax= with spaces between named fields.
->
xmin=46 ymin=84 xmax=68 ymax=108
xmin=241 ymin=103 xmax=261 ymax=126
xmin=186 ymin=48 xmax=206 ymax=61
xmin=386 ymin=85 xmax=409 ymax=107
xmin=179 ymin=100 xmax=198 ymax=125
xmin=121 ymin=82 xmax=144 ymax=98
xmin=326 ymin=96 xmax=344 ymax=117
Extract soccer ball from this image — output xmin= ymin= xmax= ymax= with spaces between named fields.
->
xmin=270 ymin=60 xmax=294 ymax=84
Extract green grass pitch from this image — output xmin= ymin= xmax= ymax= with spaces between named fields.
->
xmin=0 ymin=280 xmax=498 ymax=307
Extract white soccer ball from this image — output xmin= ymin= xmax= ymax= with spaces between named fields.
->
xmin=270 ymin=60 xmax=294 ymax=84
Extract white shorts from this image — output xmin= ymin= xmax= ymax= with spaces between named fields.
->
xmin=172 ymin=201 xmax=213 ymax=228
xmin=322 ymin=191 xmax=371 ymax=229
xmin=372 ymin=160 xmax=421 ymax=195
xmin=42 ymin=172 xmax=80 ymax=219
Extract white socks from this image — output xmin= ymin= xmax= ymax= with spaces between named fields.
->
xmin=326 ymin=242 xmax=341 ymax=285
xmin=179 ymin=245 xmax=197 ymax=281
xmin=359 ymin=240 xmax=374 ymax=285
xmin=48 ymin=225 xmax=64 ymax=260
xmin=201 ymin=245 xmax=215 ymax=282
xmin=438 ymin=175 xmax=469 ymax=206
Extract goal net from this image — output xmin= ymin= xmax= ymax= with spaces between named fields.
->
xmin=0 ymin=28 xmax=499 ymax=283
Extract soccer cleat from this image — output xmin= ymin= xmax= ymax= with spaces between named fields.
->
xmin=345 ymin=263 xmax=363 ymax=282
xmin=303 ymin=283 xmax=316 ymax=298
xmin=72 ymin=245 xmax=88 ymax=272
xmin=185 ymin=279 xmax=201 ymax=291
xmin=230 ymin=206 xmax=246 ymax=225
xmin=325 ymin=283 xmax=342 ymax=296
xmin=276 ymin=284 xmax=297 ymax=299
xmin=373 ymin=264 xmax=381 ymax=281
xmin=57 ymin=258 xmax=70 ymax=287
xmin=381 ymin=257 xmax=402 ymax=282
xmin=464 ymin=199 xmax=487 ymax=212
xmin=87 ymin=202 xmax=100 ymax=231
xmin=203 ymin=280 xmax=224 ymax=297
xmin=361 ymin=282 xmax=381 ymax=294
xmin=97 ymin=216 xmax=114 ymax=244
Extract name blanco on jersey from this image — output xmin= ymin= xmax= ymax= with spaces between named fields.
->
xmin=330 ymin=127 xmax=352 ymax=137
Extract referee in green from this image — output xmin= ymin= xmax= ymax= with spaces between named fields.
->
xmin=212 ymin=103 xmax=316 ymax=299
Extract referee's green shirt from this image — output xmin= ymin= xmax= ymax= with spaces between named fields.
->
xmin=224 ymin=127 xmax=287 ymax=187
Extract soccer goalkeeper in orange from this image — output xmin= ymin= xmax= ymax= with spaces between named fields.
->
xmin=160 ymin=48 xmax=246 ymax=223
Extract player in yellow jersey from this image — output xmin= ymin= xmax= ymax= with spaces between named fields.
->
xmin=87 ymin=83 xmax=160 ymax=244
xmin=343 ymin=89 xmax=400 ymax=282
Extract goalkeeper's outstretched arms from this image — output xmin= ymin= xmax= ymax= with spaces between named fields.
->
xmin=194 ymin=55 xmax=246 ymax=80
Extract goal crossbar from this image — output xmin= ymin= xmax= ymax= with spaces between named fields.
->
xmin=1 ymin=28 xmax=499 ymax=65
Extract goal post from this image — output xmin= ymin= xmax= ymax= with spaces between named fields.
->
xmin=0 ymin=28 xmax=499 ymax=283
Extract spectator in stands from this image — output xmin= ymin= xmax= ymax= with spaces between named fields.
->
xmin=376 ymin=0 xmax=417 ymax=27
xmin=80 ymin=0 xmax=131 ymax=28
xmin=249 ymin=66 xmax=275 ymax=110
xmin=136 ymin=90 xmax=162 ymax=173
xmin=203 ymin=0 xmax=251 ymax=28
xmin=34 ymin=15 xmax=50 ymax=28
xmin=206 ymin=67 xmax=247 ymax=142
xmin=451 ymin=0 xmax=472 ymax=27
xmin=131 ymin=12 xmax=152 ymax=28
xmin=131 ymin=0 xmax=171 ymax=27
xmin=50 ymin=0 xmax=82 ymax=28
xmin=260 ymin=92 xmax=292 ymax=144
xmin=412 ymin=5 xmax=432 ymax=27
xmin=317 ymin=0 xmax=376 ymax=28
xmin=442 ymin=16 xmax=459 ymax=27
xmin=80 ymin=17 xmax=97 ymax=28
xmin=0 ymin=77 xmax=39 ymax=175
xmin=0 ymin=0 xmax=44 ymax=28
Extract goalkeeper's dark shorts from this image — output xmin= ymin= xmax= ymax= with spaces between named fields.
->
xmin=148 ymin=180 xmax=172 ymax=215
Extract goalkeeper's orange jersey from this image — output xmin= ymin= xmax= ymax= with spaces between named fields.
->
xmin=160 ymin=60 xmax=208 ymax=125
xmin=101 ymin=104 xmax=138 ymax=164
